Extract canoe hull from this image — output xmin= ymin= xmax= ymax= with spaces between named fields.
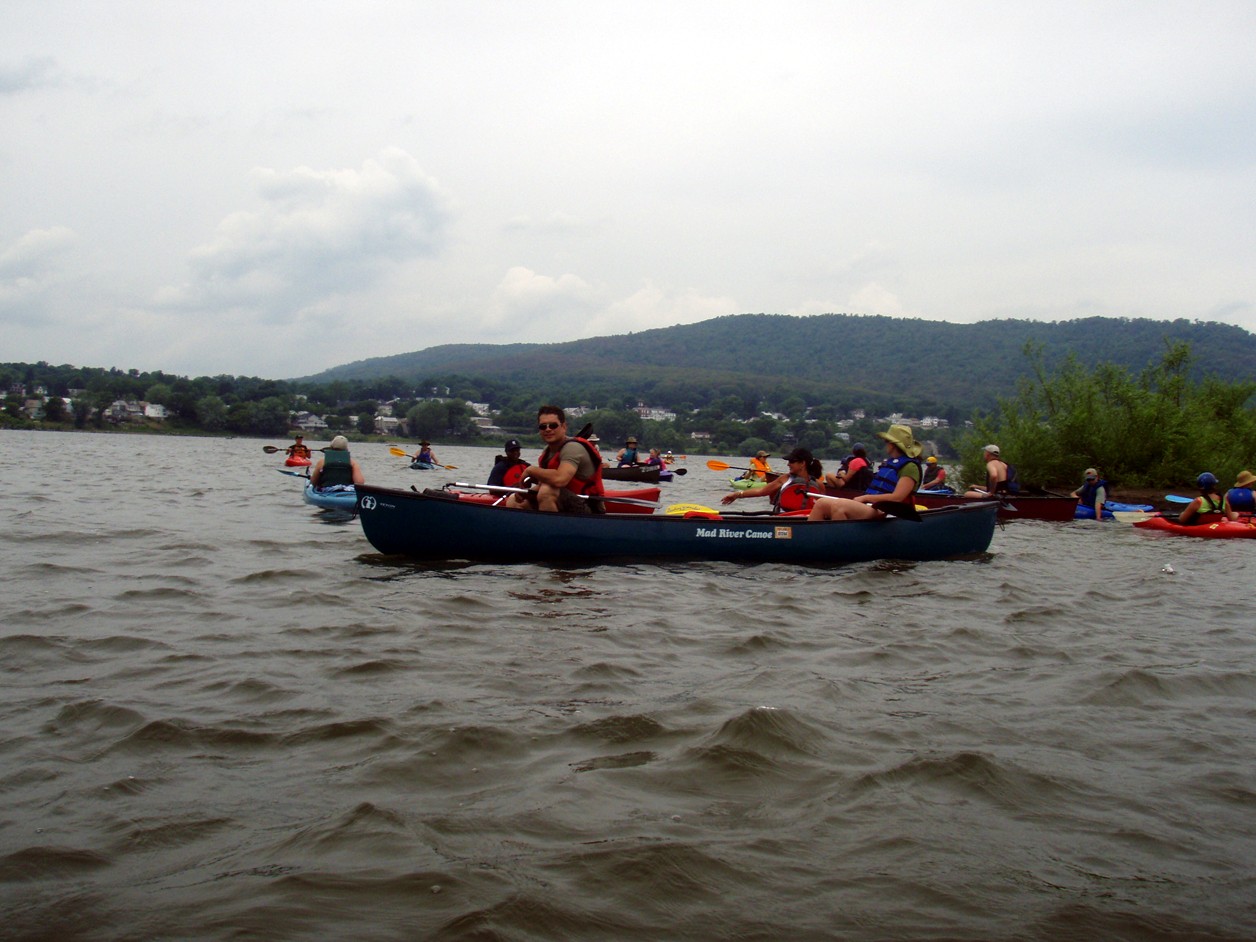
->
xmin=602 ymin=465 xmax=662 ymax=484
xmin=354 ymin=485 xmax=999 ymax=563
xmin=303 ymin=483 xmax=357 ymax=511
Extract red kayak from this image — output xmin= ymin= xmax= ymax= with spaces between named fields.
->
xmin=451 ymin=486 xmax=661 ymax=515
xmin=285 ymin=456 xmax=312 ymax=467
xmin=1133 ymin=514 xmax=1256 ymax=539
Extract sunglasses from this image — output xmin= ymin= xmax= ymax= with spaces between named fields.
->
xmin=537 ymin=421 xmax=562 ymax=431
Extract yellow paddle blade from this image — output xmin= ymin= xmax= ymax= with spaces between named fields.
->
xmin=916 ymin=504 xmax=927 ymax=512
xmin=443 ymin=465 xmax=458 ymax=470
xmin=705 ymin=459 xmax=732 ymax=471
xmin=665 ymin=502 xmax=717 ymax=516
xmin=389 ymin=447 xmax=411 ymax=458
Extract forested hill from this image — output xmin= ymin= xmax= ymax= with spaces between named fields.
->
xmin=303 ymin=314 xmax=1256 ymax=415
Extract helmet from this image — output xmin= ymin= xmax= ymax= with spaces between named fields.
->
xmin=1197 ymin=472 xmax=1218 ymax=489
xmin=926 ymin=456 xmax=937 ymax=464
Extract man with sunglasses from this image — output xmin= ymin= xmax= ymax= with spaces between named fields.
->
xmin=507 ymin=405 xmax=606 ymax=513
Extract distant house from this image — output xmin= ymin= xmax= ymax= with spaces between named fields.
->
xmin=106 ymin=400 xmax=146 ymax=423
xmin=292 ymin=412 xmax=329 ymax=433
xmin=374 ymin=415 xmax=401 ymax=435
xmin=144 ymin=402 xmax=168 ymax=420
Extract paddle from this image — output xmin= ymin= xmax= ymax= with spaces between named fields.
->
xmin=706 ymin=459 xmax=757 ymax=473
xmin=451 ymin=482 xmax=660 ymax=509
xmin=264 ymin=444 xmax=324 ymax=454
xmin=276 ymin=468 xmax=310 ymax=479
xmin=1111 ymin=510 xmax=1159 ymax=523
xmin=1165 ymin=494 xmax=1193 ymax=504
xmin=665 ymin=502 xmax=718 ymax=516
xmin=806 ymin=493 xmax=922 ymax=522
xmin=669 ymin=467 xmax=688 ymax=476
xmin=388 ymin=446 xmax=457 ymax=470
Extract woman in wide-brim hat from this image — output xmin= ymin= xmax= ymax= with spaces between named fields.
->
xmin=807 ymin=424 xmax=923 ymax=521
xmin=1225 ymin=469 xmax=1256 ymax=520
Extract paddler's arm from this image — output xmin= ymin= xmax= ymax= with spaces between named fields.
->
xmin=854 ymin=474 xmax=917 ymax=505
xmin=721 ymin=476 xmax=784 ymax=505
xmin=525 ymin=458 xmax=578 ymax=489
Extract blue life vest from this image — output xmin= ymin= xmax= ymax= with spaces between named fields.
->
xmin=319 ymin=449 xmax=354 ymax=487
xmin=1226 ymin=487 xmax=1255 ymax=513
xmin=866 ymin=455 xmax=921 ymax=496
xmin=1076 ymin=478 xmax=1107 ymax=506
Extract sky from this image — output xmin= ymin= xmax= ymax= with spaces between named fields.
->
xmin=3 ymin=1 xmax=1255 ymax=380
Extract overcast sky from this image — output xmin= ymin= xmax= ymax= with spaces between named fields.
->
xmin=3 ymin=1 xmax=1255 ymax=379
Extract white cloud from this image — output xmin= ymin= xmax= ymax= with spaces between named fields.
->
xmin=155 ymin=148 xmax=450 ymax=322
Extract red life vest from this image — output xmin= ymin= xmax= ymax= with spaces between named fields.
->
xmin=502 ymin=462 xmax=527 ymax=488
xmin=774 ymin=474 xmax=818 ymax=513
xmin=538 ymin=437 xmax=605 ymax=497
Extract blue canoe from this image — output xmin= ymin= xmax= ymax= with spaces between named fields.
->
xmin=303 ymin=483 xmax=358 ymax=511
xmin=1075 ymin=499 xmax=1156 ymax=520
xmin=354 ymin=484 xmax=999 ymax=564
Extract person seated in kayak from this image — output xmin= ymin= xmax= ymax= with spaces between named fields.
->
xmin=742 ymin=451 xmax=773 ymax=481
xmin=1177 ymin=471 xmax=1226 ymax=525
xmin=1224 ymin=469 xmax=1255 ymax=520
xmin=1071 ymin=467 xmax=1107 ymax=517
xmin=507 ymin=405 xmax=605 ymax=513
xmin=823 ymin=443 xmax=871 ymax=491
xmin=615 ymin=437 xmax=640 ymax=467
xmin=721 ymin=447 xmax=821 ymax=514
xmin=922 ymin=456 xmax=948 ymax=490
xmin=286 ymin=435 xmax=312 ymax=460
xmin=808 ymin=425 xmax=922 ymax=521
xmin=643 ymin=448 xmax=666 ymax=470
xmin=664 ymin=450 xmax=675 ymax=464
xmin=487 ymin=439 xmax=529 ymax=488
xmin=413 ymin=441 xmax=438 ymax=465
xmin=310 ymin=435 xmax=364 ymax=489
xmin=964 ymin=444 xmax=1018 ymax=498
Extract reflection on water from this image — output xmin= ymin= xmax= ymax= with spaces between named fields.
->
xmin=1 ymin=430 xmax=1254 ymax=940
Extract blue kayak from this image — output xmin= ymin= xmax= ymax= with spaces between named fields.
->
xmin=410 ymin=461 xmax=436 ymax=471
xmin=1075 ymin=499 xmax=1155 ymax=520
xmin=303 ymin=483 xmax=358 ymax=511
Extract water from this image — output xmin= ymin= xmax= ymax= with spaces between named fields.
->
xmin=2 ymin=430 xmax=1254 ymax=940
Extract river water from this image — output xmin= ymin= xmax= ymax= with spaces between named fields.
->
xmin=2 ymin=429 xmax=1254 ymax=941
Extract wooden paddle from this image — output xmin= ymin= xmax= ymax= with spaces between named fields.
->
xmin=388 ymin=446 xmax=457 ymax=469
xmin=451 ymin=482 xmax=660 ymax=509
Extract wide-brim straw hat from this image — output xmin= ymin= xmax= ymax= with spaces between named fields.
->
xmin=1235 ymin=469 xmax=1256 ymax=488
xmin=876 ymin=424 xmax=923 ymax=458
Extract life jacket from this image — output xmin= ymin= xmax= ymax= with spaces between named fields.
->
xmin=865 ymin=455 xmax=921 ymax=496
xmin=488 ymin=456 xmax=529 ymax=488
xmin=319 ymin=449 xmax=354 ymax=487
xmin=618 ymin=446 xmax=639 ymax=466
xmin=1181 ymin=493 xmax=1224 ymax=524
xmin=1001 ymin=463 xmax=1020 ymax=495
xmin=1225 ymin=487 xmax=1255 ymax=513
xmin=417 ymin=448 xmax=435 ymax=464
xmin=922 ymin=463 xmax=943 ymax=487
xmin=773 ymin=474 xmax=819 ymax=514
xmin=1076 ymin=478 xmax=1107 ymax=507
xmin=289 ymin=443 xmax=311 ymax=458
xmin=843 ymin=456 xmax=873 ymax=491
xmin=539 ymin=437 xmax=605 ymax=498
xmin=749 ymin=457 xmax=772 ymax=479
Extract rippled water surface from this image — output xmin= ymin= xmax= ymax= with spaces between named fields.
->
xmin=2 ymin=430 xmax=1255 ymax=940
